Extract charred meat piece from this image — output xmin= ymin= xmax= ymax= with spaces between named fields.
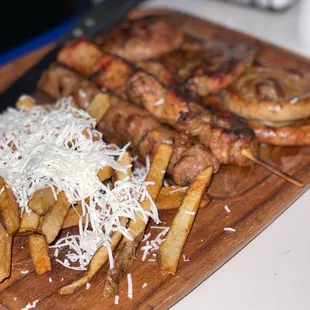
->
xmin=37 ymin=64 xmax=219 ymax=185
xmin=94 ymin=16 xmax=184 ymax=61
xmin=161 ymin=37 xmax=257 ymax=96
xmin=57 ymin=40 xmax=259 ymax=166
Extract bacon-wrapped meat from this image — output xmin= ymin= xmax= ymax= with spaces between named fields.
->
xmin=37 ymin=64 xmax=220 ymax=185
xmin=57 ymin=40 xmax=259 ymax=166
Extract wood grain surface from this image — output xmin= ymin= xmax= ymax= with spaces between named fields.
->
xmin=1 ymin=7 xmax=310 ymax=310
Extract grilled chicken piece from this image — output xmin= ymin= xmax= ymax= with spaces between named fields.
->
xmin=37 ymin=64 xmax=219 ymax=185
xmin=225 ymin=66 xmax=310 ymax=123
xmin=161 ymin=37 xmax=257 ymax=96
xmin=94 ymin=16 xmax=184 ymax=61
xmin=57 ymin=40 xmax=259 ymax=166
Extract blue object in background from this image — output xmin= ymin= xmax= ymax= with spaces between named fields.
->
xmin=0 ymin=17 xmax=78 ymax=67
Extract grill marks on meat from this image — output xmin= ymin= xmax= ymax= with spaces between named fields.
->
xmin=57 ymin=40 xmax=258 ymax=166
xmin=225 ymin=66 xmax=310 ymax=123
xmin=37 ymin=64 xmax=219 ymax=185
xmin=94 ymin=16 xmax=184 ymax=62
xmin=161 ymin=37 xmax=257 ymax=96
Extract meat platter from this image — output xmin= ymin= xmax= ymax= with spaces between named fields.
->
xmin=0 ymin=7 xmax=310 ymax=310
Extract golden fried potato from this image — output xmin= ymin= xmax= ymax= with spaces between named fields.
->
xmin=28 ymin=234 xmax=51 ymax=275
xmin=158 ymin=167 xmax=213 ymax=275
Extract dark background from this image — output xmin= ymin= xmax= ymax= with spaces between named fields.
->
xmin=0 ymin=0 xmax=93 ymax=54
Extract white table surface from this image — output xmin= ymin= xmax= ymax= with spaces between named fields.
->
xmin=142 ymin=1 xmax=310 ymax=309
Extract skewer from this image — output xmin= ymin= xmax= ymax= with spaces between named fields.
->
xmin=241 ymin=149 xmax=304 ymax=188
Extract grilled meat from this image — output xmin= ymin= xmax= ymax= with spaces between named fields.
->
xmin=57 ymin=40 xmax=258 ymax=166
xmin=37 ymin=64 xmax=220 ymax=185
xmin=248 ymin=118 xmax=310 ymax=146
xmin=161 ymin=37 xmax=257 ymax=96
xmin=94 ymin=16 xmax=184 ymax=61
xmin=135 ymin=60 xmax=174 ymax=86
xmin=225 ymin=66 xmax=310 ymax=122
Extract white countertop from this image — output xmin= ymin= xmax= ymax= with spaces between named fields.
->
xmin=142 ymin=1 xmax=310 ymax=309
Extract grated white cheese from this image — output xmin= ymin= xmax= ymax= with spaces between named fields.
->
xmin=114 ymin=295 xmax=119 ymax=305
xmin=163 ymin=180 xmax=169 ymax=187
xmin=183 ymin=255 xmax=190 ymax=262
xmin=224 ymin=227 xmax=236 ymax=232
xmin=48 ymin=277 xmax=52 ymax=283
xmin=0 ymin=186 xmax=5 ymax=196
xmin=153 ymin=98 xmax=164 ymax=106
xmin=224 ymin=205 xmax=231 ymax=213
xmin=86 ymin=282 xmax=91 ymax=290
xmin=20 ymin=270 xmax=29 ymax=274
xmin=127 ymin=273 xmax=133 ymax=299
xmin=0 ymin=99 xmax=159 ymax=270
xmin=184 ymin=211 xmax=195 ymax=215
xmin=170 ymin=186 xmax=188 ymax=194
xmin=141 ymin=232 xmax=151 ymax=242
xmin=21 ymin=299 xmax=39 ymax=310
xmin=13 ymin=297 xmax=17 ymax=301
xmin=78 ymin=89 xmax=87 ymax=98
xmin=141 ymin=282 xmax=148 ymax=288
xmin=140 ymin=226 xmax=169 ymax=261
xmin=61 ymin=278 xmax=64 ymax=282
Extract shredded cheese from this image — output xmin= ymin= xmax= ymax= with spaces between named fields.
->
xmin=114 ymin=295 xmax=119 ymax=305
xmin=127 ymin=273 xmax=133 ymax=299
xmin=183 ymin=255 xmax=190 ymax=262
xmin=153 ymin=98 xmax=164 ymax=106
xmin=141 ymin=282 xmax=148 ymax=288
xmin=0 ymin=99 xmax=159 ymax=270
xmin=21 ymin=300 xmax=39 ymax=310
xmin=224 ymin=227 xmax=236 ymax=232
xmin=224 ymin=205 xmax=231 ymax=213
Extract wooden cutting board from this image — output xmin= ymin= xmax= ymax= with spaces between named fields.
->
xmin=1 ymin=7 xmax=310 ymax=310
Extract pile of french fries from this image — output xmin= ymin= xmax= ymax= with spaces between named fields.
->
xmin=0 ymin=95 xmax=213 ymax=298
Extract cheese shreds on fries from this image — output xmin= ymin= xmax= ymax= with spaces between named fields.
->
xmin=0 ymin=99 xmax=159 ymax=274
xmin=0 ymin=95 xmax=216 ymax=300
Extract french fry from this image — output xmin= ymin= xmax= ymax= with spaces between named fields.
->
xmin=28 ymin=234 xmax=51 ymax=275
xmin=156 ymin=186 xmax=211 ymax=210
xmin=98 ymin=166 xmax=112 ymax=182
xmin=87 ymin=93 xmax=110 ymax=124
xmin=39 ymin=192 xmax=71 ymax=244
xmin=28 ymin=187 xmax=55 ymax=215
xmin=16 ymin=95 xmax=36 ymax=110
xmin=18 ymin=210 xmax=41 ymax=234
xmin=103 ymin=143 xmax=173 ymax=298
xmin=62 ymin=205 xmax=83 ymax=229
xmin=0 ymin=177 xmax=20 ymax=234
xmin=0 ymin=223 xmax=12 ymax=282
xmin=61 ymin=184 xmax=209 ymax=230
xmin=58 ymin=153 xmax=132 ymax=295
xmin=59 ymin=217 xmax=127 ymax=295
xmin=158 ymin=167 xmax=213 ymax=275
